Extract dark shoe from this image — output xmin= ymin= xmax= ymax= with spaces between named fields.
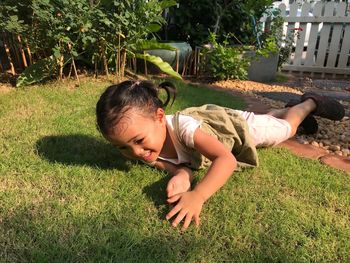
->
xmin=301 ymin=92 xmax=345 ymax=121
xmin=285 ymin=99 xmax=318 ymax=134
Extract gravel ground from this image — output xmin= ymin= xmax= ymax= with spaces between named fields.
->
xmin=211 ymin=76 xmax=350 ymax=157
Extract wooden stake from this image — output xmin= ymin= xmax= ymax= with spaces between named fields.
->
xmin=0 ymin=58 xmax=4 ymax=73
xmin=121 ymin=49 xmax=126 ymax=79
xmin=144 ymin=51 xmax=148 ymax=76
xmin=94 ymin=58 xmax=98 ymax=78
xmin=59 ymin=54 xmax=64 ymax=80
xmin=2 ymin=33 xmax=15 ymax=75
xmin=11 ymin=34 xmax=22 ymax=70
xmin=25 ymin=40 xmax=32 ymax=65
xmin=116 ymin=48 xmax=120 ymax=81
xmin=72 ymin=56 xmax=80 ymax=84
xmin=102 ymin=45 xmax=109 ymax=77
xmin=17 ymin=35 xmax=28 ymax=68
xmin=103 ymin=53 xmax=109 ymax=76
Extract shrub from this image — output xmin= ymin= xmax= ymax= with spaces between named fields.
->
xmin=201 ymin=33 xmax=250 ymax=80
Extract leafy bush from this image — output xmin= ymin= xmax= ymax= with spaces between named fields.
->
xmin=0 ymin=0 xmax=181 ymax=86
xmin=163 ymin=0 xmax=274 ymax=47
xmin=201 ymin=33 xmax=250 ymax=80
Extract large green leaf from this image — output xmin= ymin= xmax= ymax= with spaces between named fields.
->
xmin=135 ymin=53 xmax=182 ymax=80
xmin=136 ymin=40 xmax=177 ymax=51
xmin=147 ymin=23 xmax=162 ymax=33
xmin=159 ymin=0 xmax=178 ymax=9
xmin=16 ymin=56 xmax=57 ymax=88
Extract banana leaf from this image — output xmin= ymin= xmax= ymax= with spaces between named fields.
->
xmin=136 ymin=53 xmax=182 ymax=80
xmin=136 ymin=40 xmax=177 ymax=51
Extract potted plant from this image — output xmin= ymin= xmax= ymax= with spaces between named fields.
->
xmin=183 ymin=1 xmax=292 ymax=82
xmin=243 ymin=10 xmax=286 ymax=82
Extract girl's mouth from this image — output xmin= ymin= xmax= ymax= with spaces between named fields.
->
xmin=142 ymin=151 xmax=153 ymax=161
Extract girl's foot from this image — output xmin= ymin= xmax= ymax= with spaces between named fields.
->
xmin=301 ymin=92 xmax=345 ymax=120
xmin=166 ymin=173 xmax=191 ymax=198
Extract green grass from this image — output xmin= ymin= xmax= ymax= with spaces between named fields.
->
xmin=0 ymin=78 xmax=349 ymax=262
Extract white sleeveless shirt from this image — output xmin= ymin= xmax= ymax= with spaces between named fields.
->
xmin=157 ymin=114 xmax=200 ymax=165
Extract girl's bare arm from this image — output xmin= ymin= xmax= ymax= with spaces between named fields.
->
xmin=166 ymin=128 xmax=237 ymax=230
xmin=191 ymin=128 xmax=237 ymax=201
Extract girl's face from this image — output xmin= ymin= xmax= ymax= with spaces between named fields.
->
xmin=108 ymin=108 xmax=167 ymax=163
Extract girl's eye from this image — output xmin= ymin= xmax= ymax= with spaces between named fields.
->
xmin=135 ymin=138 xmax=143 ymax=145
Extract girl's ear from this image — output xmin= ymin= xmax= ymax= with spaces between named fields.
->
xmin=155 ymin=107 xmax=166 ymax=123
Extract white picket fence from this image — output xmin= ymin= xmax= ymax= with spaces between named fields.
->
xmin=278 ymin=1 xmax=350 ymax=76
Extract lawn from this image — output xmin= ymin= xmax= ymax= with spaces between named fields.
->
xmin=0 ymin=78 xmax=349 ymax=262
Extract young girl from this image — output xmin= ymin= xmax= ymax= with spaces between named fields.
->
xmin=96 ymin=80 xmax=345 ymax=231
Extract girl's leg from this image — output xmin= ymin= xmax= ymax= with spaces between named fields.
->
xmin=275 ymin=98 xmax=316 ymax=137
xmin=266 ymin=108 xmax=289 ymax=119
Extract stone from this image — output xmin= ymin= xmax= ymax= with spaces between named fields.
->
xmin=311 ymin=141 xmax=319 ymax=147
xmin=329 ymin=145 xmax=341 ymax=152
xmin=342 ymin=149 xmax=350 ymax=156
xmin=340 ymin=134 xmax=347 ymax=142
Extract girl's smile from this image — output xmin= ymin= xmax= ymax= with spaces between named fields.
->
xmin=108 ymin=108 xmax=168 ymax=163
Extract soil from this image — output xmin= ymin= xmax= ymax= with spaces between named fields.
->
xmin=210 ymin=74 xmax=350 ymax=158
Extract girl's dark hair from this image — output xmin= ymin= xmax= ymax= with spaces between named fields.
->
xmin=96 ymin=80 xmax=176 ymax=136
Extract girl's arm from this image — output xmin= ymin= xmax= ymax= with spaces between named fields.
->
xmin=166 ymin=128 xmax=237 ymax=230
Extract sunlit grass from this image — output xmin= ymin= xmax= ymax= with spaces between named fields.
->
xmin=0 ymin=78 xmax=349 ymax=262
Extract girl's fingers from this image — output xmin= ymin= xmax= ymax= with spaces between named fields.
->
xmin=182 ymin=213 xmax=193 ymax=230
xmin=166 ymin=204 xmax=181 ymax=220
xmin=171 ymin=210 xmax=187 ymax=227
xmin=167 ymin=194 xmax=181 ymax=204
xmin=166 ymin=183 xmax=174 ymax=197
xmin=194 ymin=214 xmax=200 ymax=226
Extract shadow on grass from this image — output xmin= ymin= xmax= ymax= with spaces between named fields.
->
xmin=0 ymin=204 xmax=303 ymax=262
xmin=143 ymin=174 xmax=172 ymax=219
xmin=0 ymin=206 xmax=203 ymax=262
xmin=36 ymin=134 xmax=130 ymax=171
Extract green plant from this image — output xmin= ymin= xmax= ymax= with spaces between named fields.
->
xmin=164 ymin=0 xmax=274 ymax=47
xmin=201 ymin=33 xmax=250 ymax=80
xmin=255 ymin=10 xmax=295 ymax=69
xmin=0 ymin=0 xmax=182 ymax=87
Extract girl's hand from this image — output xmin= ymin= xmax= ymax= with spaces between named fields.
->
xmin=166 ymin=170 xmax=191 ymax=198
xmin=166 ymin=190 xmax=205 ymax=231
